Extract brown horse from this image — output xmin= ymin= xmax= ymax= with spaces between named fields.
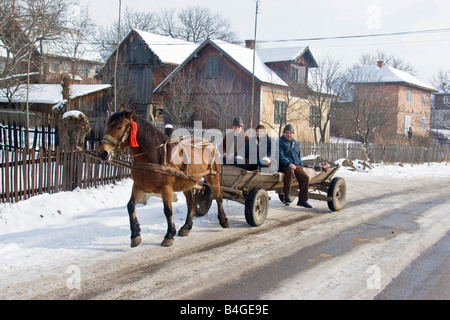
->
xmin=98 ymin=106 xmax=229 ymax=247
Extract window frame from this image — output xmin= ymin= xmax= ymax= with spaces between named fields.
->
xmin=274 ymin=100 xmax=287 ymax=124
xmin=205 ymin=56 xmax=219 ymax=79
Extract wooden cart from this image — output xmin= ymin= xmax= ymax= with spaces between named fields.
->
xmin=194 ymin=160 xmax=347 ymax=227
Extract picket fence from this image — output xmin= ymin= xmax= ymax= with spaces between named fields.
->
xmin=1 ymin=122 xmax=449 ymax=204
xmin=1 ymin=147 xmax=131 ymax=203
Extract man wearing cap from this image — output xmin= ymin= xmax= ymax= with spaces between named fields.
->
xmin=220 ymin=117 xmax=248 ymax=166
xmin=278 ymin=124 xmax=312 ymax=208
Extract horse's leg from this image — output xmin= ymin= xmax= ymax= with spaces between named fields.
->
xmin=178 ymin=189 xmax=195 ymax=237
xmin=160 ymin=188 xmax=177 ymax=247
xmin=128 ymin=184 xmax=146 ymax=247
xmin=204 ymin=174 xmax=229 ymax=229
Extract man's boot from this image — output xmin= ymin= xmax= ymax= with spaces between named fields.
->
xmin=284 ymin=194 xmax=292 ymax=204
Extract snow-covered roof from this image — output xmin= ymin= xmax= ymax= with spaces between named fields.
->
xmin=347 ymin=65 xmax=437 ymax=92
xmin=41 ymin=31 xmax=104 ymax=63
xmin=212 ymin=40 xmax=288 ymax=86
xmin=0 ymin=84 xmax=111 ymax=104
xmin=133 ymin=29 xmax=198 ymax=65
xmin=153 ymin=38 xmax=288 ymax=93
xmin=256 ymin=46 xmax=318 ymax=67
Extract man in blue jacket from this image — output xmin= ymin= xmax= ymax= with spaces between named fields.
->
xmin=278 ymin=124 xmax=312 ymax=208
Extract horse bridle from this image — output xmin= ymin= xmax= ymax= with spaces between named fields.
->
xmin=101 ymin=118 xmax=131 ymax=148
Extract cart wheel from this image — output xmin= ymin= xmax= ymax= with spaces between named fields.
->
xmin=327 ymin=177 xmax=346 ymax=211
xmin=194 ymin=186 xmax=213 ymax=217
xmin=245 ymin=188 xmax=269 ymax=227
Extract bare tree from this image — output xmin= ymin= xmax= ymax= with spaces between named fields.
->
xmin=335 ymin=66 xmax=397 ymax=157
xmin=160 ymin=66 xmax=200 ymax=126
xmin=306 ymin=54 xmax=344 ymax=143
xmin=431 ymin=69 xmax=450 ymax=93
xmin=0 ymin=0 xmax=68 ymax=145
xmin=358 ymin=51 xmax=416 ymax=75
xmin=94 ymin=6 xmax=159 ymax=58
xmin=431 ymin=69 xmax=450 ymax=130
xmin=172 ymin=5 xmax=236 ymax=43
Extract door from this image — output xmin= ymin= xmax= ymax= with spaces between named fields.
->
xmin=404 ymin=114 xmax=411 ymax=135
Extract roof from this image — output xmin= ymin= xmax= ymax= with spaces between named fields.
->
xmin=0 ymin=84 xmax=111 ymax=104
xmin=133 ymin=29 xmax=198 ymax=65
xmin=154 ymin=38 xmax=288 ymax=93
xmin=347 ymin=65 xmax=437 ymax=92
xmin=40 ymin=31 xmax=104 ymax=63
xmin=256 ymin=46 xmax=318 ymax=67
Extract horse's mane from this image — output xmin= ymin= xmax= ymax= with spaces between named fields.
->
xmin=134 ymin=115 xmax=171 ymax=164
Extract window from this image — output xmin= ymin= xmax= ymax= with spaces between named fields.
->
xmin=444 ymin=96 xmax=450 ymax=104
xmin=205 ymin=56 xmax=219 ymax=78
xmin=274 ymin=101 xmax=287 ymax=124
xmin=291 ymin=66 xmax=299 ymax=83
xmin=422 ymin=94 xmax=427 ymax=106
xmin=368 ymin=113 xmax=383 ymax=128
xmin=420 ymin=117 xmax=426 ymax=130
xmin=309 ymin=105 xmax=321 ymax=127
xmin=406 ymin=90 xmax=412 ymax=102
xmin=290 ymin=65 xmax=306 ymax=84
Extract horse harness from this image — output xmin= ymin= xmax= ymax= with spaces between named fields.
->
xmin=99 ymin=120 xmax=219 ymax=181
xmin=101 ymin=117 xmax=131 ymax=148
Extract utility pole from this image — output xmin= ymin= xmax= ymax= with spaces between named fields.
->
xmin=114 ymin=0 xmax=122 ymax=113
xmin=250 ymin=0 xmax=260 ymax=129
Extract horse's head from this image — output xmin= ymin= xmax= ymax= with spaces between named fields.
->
xmin=98 ymin=105 xmax=135 ymax=161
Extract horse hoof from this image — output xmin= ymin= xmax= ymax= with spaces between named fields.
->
xmin=161 ymin=238 xmax=174 ymax=247
xmin=131 ymin=235 xmax=142 ymax=248
xmin=220 ymin=218 xmax=229 ymax=229
xmin=178 ymin=228 xmax=191 ymax=237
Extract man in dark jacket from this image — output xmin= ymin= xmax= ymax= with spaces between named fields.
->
xmin=278 ymin=124 xmax=312 ymax=208
xmin=244 ymin=124 xmax=272 ymax=171
xmin=219 ymin=117 xmax=248 ymax=166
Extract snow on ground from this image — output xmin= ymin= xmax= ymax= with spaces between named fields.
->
xmin=0 ymin=159 xmax=449 ymax=297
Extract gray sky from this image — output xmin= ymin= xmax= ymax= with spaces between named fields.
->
xmin=86 ymin=0 xmax=450 ymax=83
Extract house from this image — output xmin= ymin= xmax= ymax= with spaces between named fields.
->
xmin=39 ymin=29 xmax=104 ymax=85
xmin=0 ymin=84 xmax=111 ymax=128
xmin=431 ymin=88 xmax=450 ymax=144
xmin=97 ymin=29 xmax=198 ymax=119
xmin=153 ymin=38 xmax=322 ymax=141
xmin=334 ymin=61 xmax=437 ymax=145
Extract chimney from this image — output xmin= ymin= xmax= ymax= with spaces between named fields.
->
xmin=377 ymin=61 xmax=385 ymax=68
xmin=245 ymin=39 xmax=255 ymax=49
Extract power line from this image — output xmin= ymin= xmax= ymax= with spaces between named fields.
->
xmin=246 ymin=27 xmax=450 ymax=44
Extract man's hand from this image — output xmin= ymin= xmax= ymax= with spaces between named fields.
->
xmin=288 ymin=163 xmax=296 ymax=170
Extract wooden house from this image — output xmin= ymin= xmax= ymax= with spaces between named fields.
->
xmin=96 ymin=29 xmax=197 ymax=120
xmin=0 ymin=84 xmax=111 ymax=128
xmin=153 ymin=38 xmax=321 ymax=141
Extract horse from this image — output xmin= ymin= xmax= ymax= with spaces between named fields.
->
xmin=98 ymin=106 xmax=229 ymax=247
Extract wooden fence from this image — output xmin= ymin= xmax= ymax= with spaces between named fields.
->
xmin=1 ymin=121 xmax=449 ymax=204
xmin=300 ymin=142 xmax=450 ymax=164
xmin=1 ymin=147 xmax=131 ymax=203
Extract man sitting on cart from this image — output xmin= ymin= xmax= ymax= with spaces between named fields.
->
xmin=220 ymin=117 xmax=249 ymax=167
xmin=278 ymin=124 xmax=312 ymax=208
xmin=244 ymin=124 xmax=278 ymax=173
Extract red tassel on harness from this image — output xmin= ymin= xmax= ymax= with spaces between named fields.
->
xmin=129 ymin=121 xmax=139 ymax=147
